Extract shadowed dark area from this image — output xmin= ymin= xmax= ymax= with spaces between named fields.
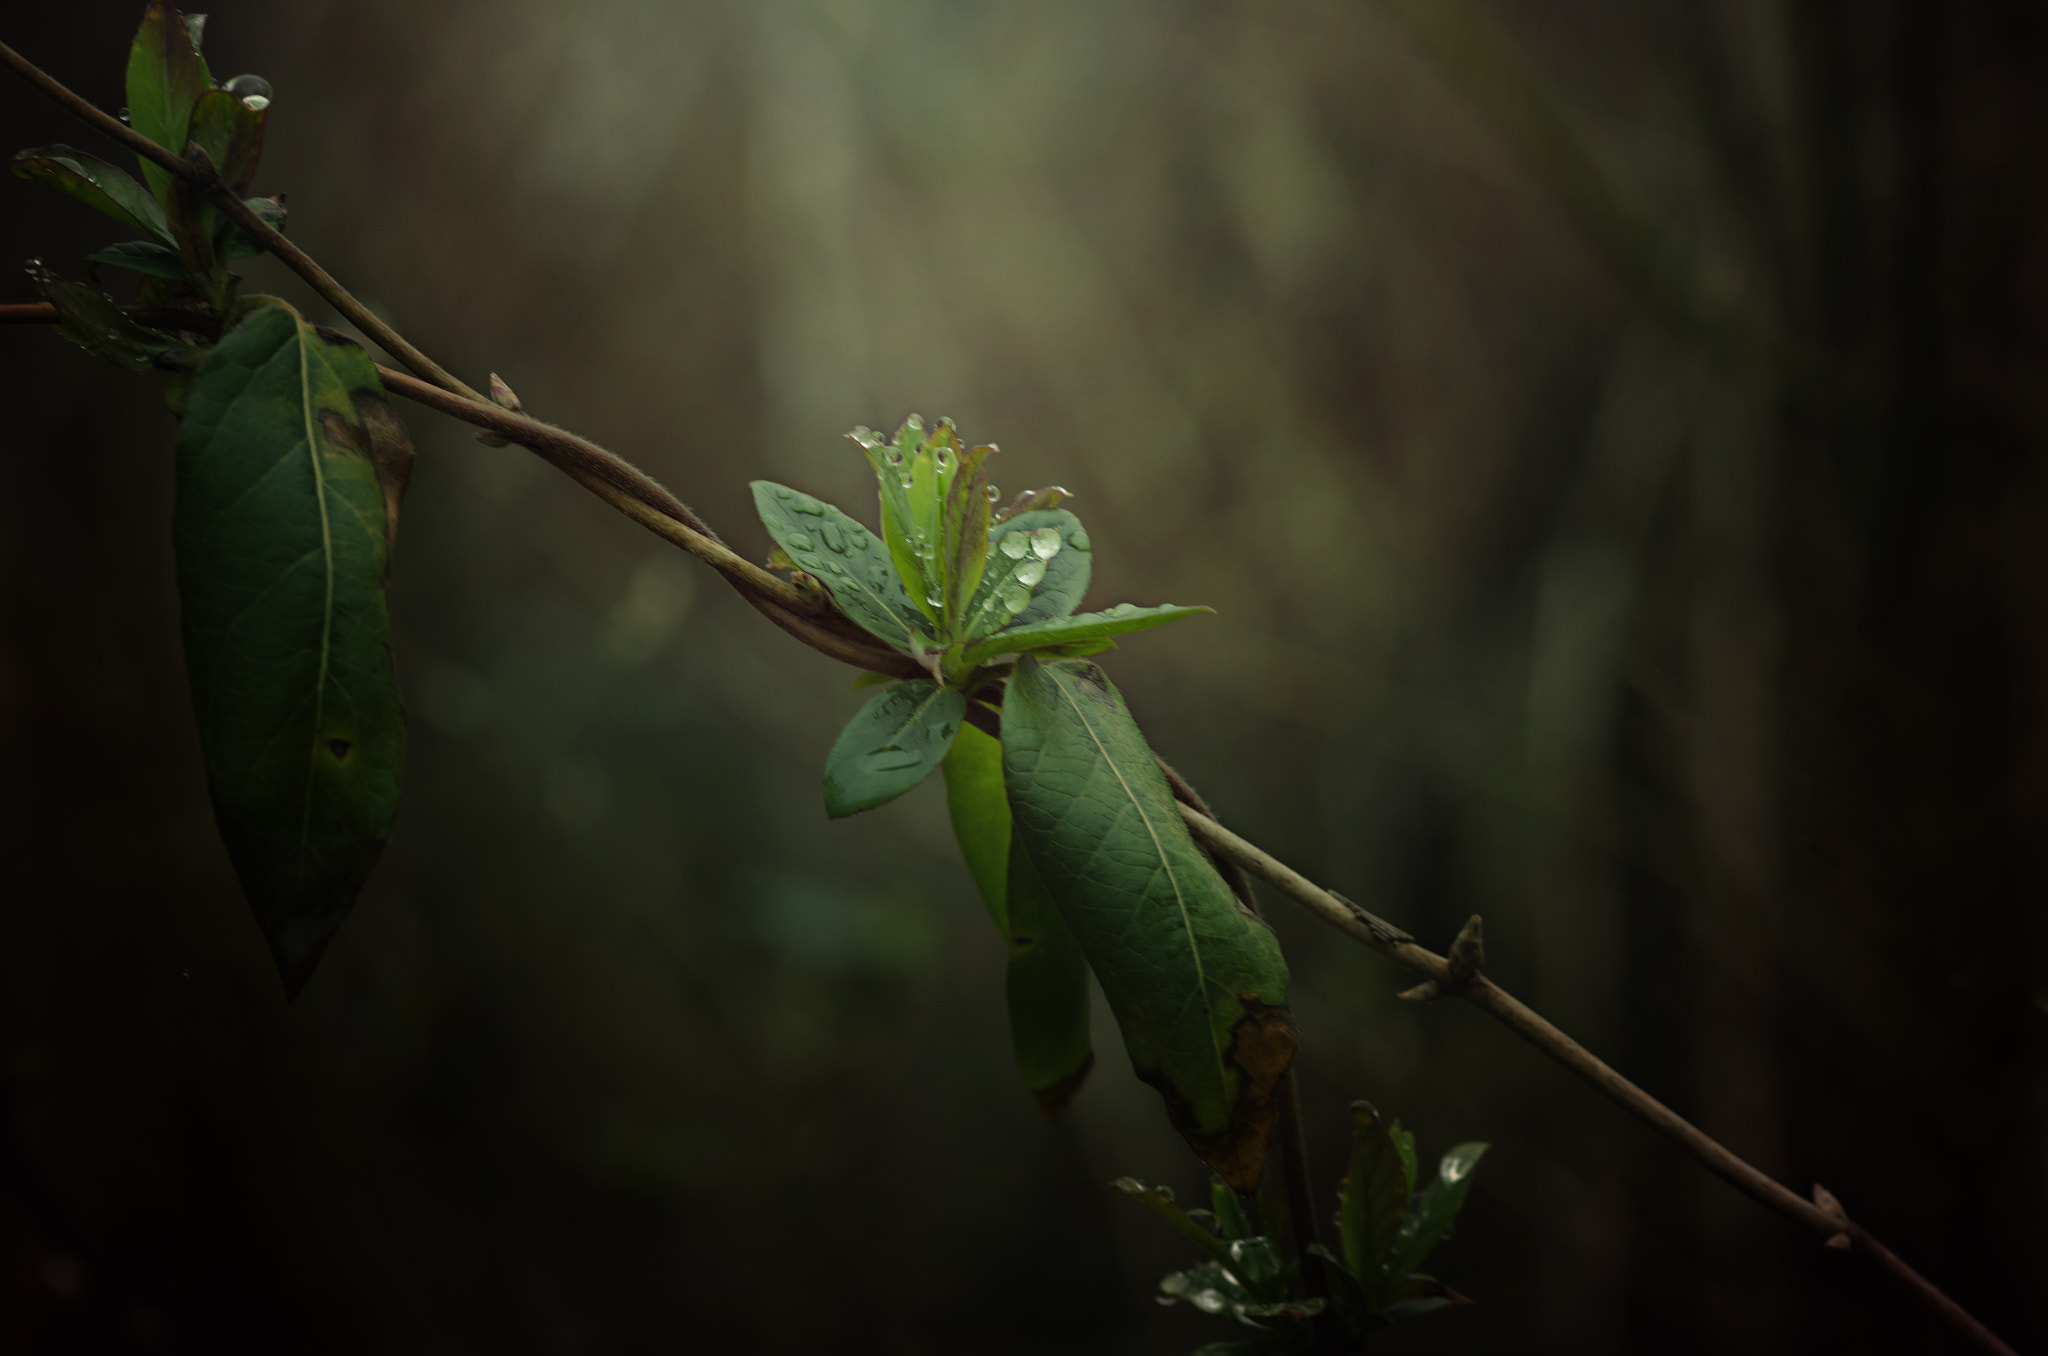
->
xmin=3 ymin=2 xmax=2044 ymax=1352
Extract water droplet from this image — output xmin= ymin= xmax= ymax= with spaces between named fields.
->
xmin=241 ymin=95 xmax=271 ymax=113
xmin=999 ymin=535 xmax=1030 ymax=560
xmin=1067 ymin=527 xmax=1091 ymax=551
xmin=785 ymin=531 xmax=814 ymax=550
xmin=1109 ymin=603 xmax=1137 ymax=615
xmin=819 ymin=523 xmax=845 ymax=552
xmin=1000 ymin=583 xmax=1032 ymax=614
xmin=987 ymin=485 xmax=1001 ymax=503
xmin=898 ymin=474 xmax=914 ymax=490
xmin=904 ymin=414 xmax=925 ymax=433
xmin=828 ymin=562 xmax=846 ymax=574
xmin=850 ymin=534 xmax=869 ymax=550
xmin=1029 ymin=528 xmax=1062 ymax=561
xmin=792 ymin=495 xmax=825 ymax=516
xmin=1014 ymin=559 xmax=1047 ymax=588
xmin=774 ymin=486 xmax=794 ymax=500
xmin=117 ymin=107 xmax=131 ymax=124
xmin=224 ymin=74 xmax=273 ymax=102
xmin=925 ymin=587 xmax=944 ymax=608
xmin=934 ymin=447 xmax=953 ymax=472
xmin=849 ymin=425 xmax=883 ymax=449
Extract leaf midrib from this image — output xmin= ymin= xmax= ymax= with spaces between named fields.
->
xmin=1044 ymin=664 xmax=1221 ymax=1067
xmin=296 ymin=318 xmax=336 ymax=852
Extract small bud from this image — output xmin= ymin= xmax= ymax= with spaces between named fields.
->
xmin=476 ymin=371 xmax=523 ymax=446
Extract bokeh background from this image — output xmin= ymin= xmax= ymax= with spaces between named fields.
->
xmin=3 ymin=2 xmax=2045 ymax=1352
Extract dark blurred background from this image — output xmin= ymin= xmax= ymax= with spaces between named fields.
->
xmin=3 ymin=2 xmax=2044 ymax=1352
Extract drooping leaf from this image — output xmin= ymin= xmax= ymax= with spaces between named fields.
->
xmin=1004 ymin=844 xmax=1093 ymax=1116
xmin=821 ymin=679 xmax=964 ymax=818
xmin=82 ymin=239 xmax=194 ymax=281
xmin=1340 ymin=1101 xmax=1411 ymax=1286
xmin=30 ymin=262 xmax=197 ymax=372
xmin=187 ymin=87 xmax=266 ymax=195
xmin=941 ymin=721 xmax=1011 ymax=932
xmin=941 ymin=724 xmax=1094 ymax=1114
xmin=173 ymin=301 xmax=412 ymax=997
xmin=1002 ymin=657 xmax=1296 ymax=1191
xmin=957 ymin=508 xmax=1092 ymax=638
xmin=10 ymin=146 xmax=171 ymax=239
xmin=1384 ymin=1143 xmax=1489 ymax=1281
xmin=127 ymin=0 xmax=215 ymax=203
xmin=751 ymin=481 xmax=930 ymax=650
xmin=957 ymin=602 xmax=1213 ymax=668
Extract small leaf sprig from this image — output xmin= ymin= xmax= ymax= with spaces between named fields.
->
xmin=1119 ymin=1103 xmax=1489 ymax=1354
xmin=750 ymin=414 xmax=1210 ymax=818
xmin=11 ymin=0 xmax=285 ymax=361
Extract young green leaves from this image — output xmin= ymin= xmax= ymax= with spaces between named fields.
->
xmin=174 ymin=301 xmax=413 ymax=998
xmin=941 ymin=725 xmax=1094 ymax=1116
xmin=1003 ymin=658 xmax=1296 ymax=1192
xmin=1313 ymin=1103 xmax=1489 ymax=1336
xmin=11 ymin=0 xmax=286 ymax=328
xmin=750 ymin=414 xmax=1212 ymax=819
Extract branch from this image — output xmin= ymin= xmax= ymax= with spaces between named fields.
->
xmin=1175 ymin=803 xmax=2021 ymax=1356
xmin=2 ymin=36 xmax=2017 ymax=1356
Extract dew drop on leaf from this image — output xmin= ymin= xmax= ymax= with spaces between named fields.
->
xmin=1029 ymin=528 xmax=1062 ymax=561
xmin=820 ymin=522 xmax=845 ymax=551
xmin=785 ymin=531 xmax=814 ymax=550
xmin=1067 ymin=527 xmax=1091 ymax=551
xmin=1000 ymin=535 xmax=1031 ymax=560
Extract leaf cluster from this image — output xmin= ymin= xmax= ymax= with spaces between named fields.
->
xmin=1119 ymin=1104 xmax=1489 ymax=1352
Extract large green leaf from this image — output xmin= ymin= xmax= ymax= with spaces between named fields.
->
xmin=1001 ymin=657 xmax=1295 ymax=1190
xmin=941 ymin=724 xmax=1094 ymax=1115
xmin=957 ymin=602 xmax=1212 ymax=668
xmin=751 ymin=481 xmax=931 ymax=650
xmin=83 ymin=239 xmax=194 ymax=281
xmin=821 ymin=679 xmax=964 ymax=817
xmin=174 ymin=301 xmax=412 ymax=997
xmin=10 ymin=146 xmax=171 ymax=240
xmin=127 ymin=1 xmax=215 ymax=204
xmin=1384 ymin=1143 xmax=1488 ymax=1281
xmin=1339 ymin=1102 xmax=1411 ymax=1289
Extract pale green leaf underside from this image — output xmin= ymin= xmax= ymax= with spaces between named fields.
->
xmin=958 ymin=602 xmax=1212 ymax=667
xmin=1001 ymin=657 xmax=1292 ymax=1187
xmin=10 ymin=146 xmax=171 ymax=240
xmin=752 ymin=480 xmax=931 ymax=650
xmin=174 ymin=302 xmax=406 ymax=996
xmin=822 ymin=679 xmax=964 ymax=817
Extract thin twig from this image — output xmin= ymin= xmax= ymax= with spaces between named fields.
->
xmin=1176 ymin=803 xmax=2020 ymax=1356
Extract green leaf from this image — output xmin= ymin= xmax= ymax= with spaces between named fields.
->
xmin=940 ymin=440 xmax=994 ymax=633
xmin=82 ymin=239 xmax=194 ymax=281
xmin=1113 ymin=1179 xmax=1233 ymax=1268
xmin=214 ymin=193 xmax=287 ymax=261
xmin=1002 ymin=657 xmax=1296 ymax=1191
xmin=821 ymin=679 xmax=964 ymax=818
xmin=853 ymin=419 xmax=938 ymax=626
xmin=29 ymin=262 xmax=197 ymax=372
xmin=941 ymin=724 xmax=1093 ymax=1113
xmin=173 ymin=301 xmax=413 ymax=998
xmin=957 ymin=602 xmax=1212 ymax=668
xmin=1339 ymin=1101 xmax=1410 ymax=1286
xmin=1004 ymin=845 xmax=1094 ymax=1116
xmin=941 ymin=722 xmax=1011 ymax=932
xmin=1212 ymin=1178 xmax=1254 ymax=1241
xmin=187 ymin=86 xmax=266 ymax=195
xmin=1390 ymin=1120 xmax=1418 ymax=1194
xmin=1384 ymin=1143 xmax=1488 ymax=1281
xmin=957 ymin=509 xmax=1093 ymax=639
xmin=751 ymin=481 xmax=930 ymax=650
xmin=10 ymin=146 xmax=172 ymax=240
xmin=127 ymin=0 xmax=215 ymax=204
xmin=1304 ymin=1244 xmax=1379 ymax=1336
